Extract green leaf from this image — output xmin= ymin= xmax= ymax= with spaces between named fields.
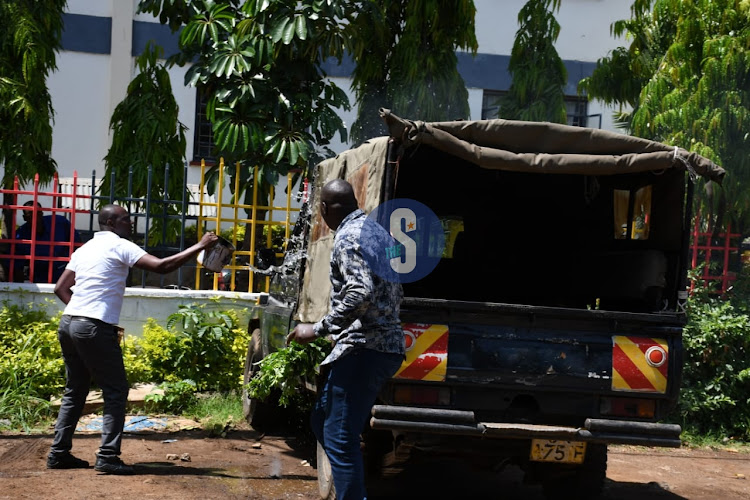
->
xmin=295 ymin=16 xmax=307 ymax=41
xmin=288 ymin=139 xmax=299 ymax=164
xmin=270 ymin=17 xmax=290 ymax=43
xmin=275 ymin=139 xmax=287 ymax=163
xmin=282 ymin=19 xmax=296 ymax=45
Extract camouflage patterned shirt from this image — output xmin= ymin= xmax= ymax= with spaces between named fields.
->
xmin=314 ymin=209 xmax=405 ymax=366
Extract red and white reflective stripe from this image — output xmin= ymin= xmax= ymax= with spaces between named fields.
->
xmin=394 ymin=323 xmax=449 ymax=382
xmin=612 ymin=336 xmax=669 ymax=393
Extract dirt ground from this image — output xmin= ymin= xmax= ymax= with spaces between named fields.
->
xmin=1 ymin=421 xmax=750 ymax=500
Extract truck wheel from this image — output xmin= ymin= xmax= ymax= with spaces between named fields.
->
xmin=317 ymin=441 xmax=337 ymax=500
xmin=541 ymin=443 xmax=607 ymax=500
xmin=242 ymin=328 xmax=282 ymax=431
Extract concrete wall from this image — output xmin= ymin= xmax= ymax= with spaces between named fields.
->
xmin=0 ymin=283 xmax=259 ymax=337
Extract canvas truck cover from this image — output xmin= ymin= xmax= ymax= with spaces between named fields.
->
xmin=296 ymin=110 xmax=725 ymax=323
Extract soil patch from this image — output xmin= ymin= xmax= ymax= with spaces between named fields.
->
xmin=2 ymin=421 xmax=750 ymax=499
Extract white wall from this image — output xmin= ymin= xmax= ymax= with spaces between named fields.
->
xmin=49 ymin=51 xmax=111 ymax=181
xmin=167 ymin=64 xmax=201 ymax=185
xmin=0 ymin=282 xmax=258 ymax=336
xmin=468 ymin=87 xmax=485 ymax=122
xmin=65 ymin=0 xmax=113 ymax=17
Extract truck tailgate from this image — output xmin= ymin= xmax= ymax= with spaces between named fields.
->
xmin=398 ymin=298 xmax=683 ymax=403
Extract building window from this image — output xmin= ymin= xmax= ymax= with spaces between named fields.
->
xmin=481 ymin=90 xmax=591 ymax=127
xmin=481 ymin=91 xmax=503 ymax=120
xmin=565 ymin=97 xmax=589 ymax=127
xmin=193 ymin=90 xmax=216 ymax=163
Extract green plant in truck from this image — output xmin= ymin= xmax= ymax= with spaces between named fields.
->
xmin=247 ymin=338 xmax=331 ymax=410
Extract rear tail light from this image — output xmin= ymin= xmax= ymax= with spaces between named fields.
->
xmin=600 ymin=396 xmax=655 ymax=419
xmin=393 ymin=384 xmax=451 ymax=406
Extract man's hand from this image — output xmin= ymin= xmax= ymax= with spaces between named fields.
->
xmin=200 ymin=232 xmax=219 ymax=249
xmin=286 ymin=323 xmax=316 ymax=346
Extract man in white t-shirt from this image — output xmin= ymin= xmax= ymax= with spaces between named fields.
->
xmin=46 ymin=204 xmax=218 ymax=475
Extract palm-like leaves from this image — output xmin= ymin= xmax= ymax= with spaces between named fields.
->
xmin=142 ymin=0 xmax=351 ymax=182
xmin=103 ymin=42 xmax=188 ymax=244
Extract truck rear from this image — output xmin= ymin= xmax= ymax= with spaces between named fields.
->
xmin=249 ymin=110 xmax=724 ymax=499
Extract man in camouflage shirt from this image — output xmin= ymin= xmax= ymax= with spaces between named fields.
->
xmin=287 ymin=179 xmax=405 ymax=500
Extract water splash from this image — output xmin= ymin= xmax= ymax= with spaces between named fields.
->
xmin=269 ymin=454 xmax=282 ymax=479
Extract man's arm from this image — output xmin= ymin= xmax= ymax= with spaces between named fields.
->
xmin=313 ymin=244 xmax=375 ymax=338
xmin=54 ymin=269 xmax=76 ymax=305
xmin=133 ymin=232 xmax=218 ymax=274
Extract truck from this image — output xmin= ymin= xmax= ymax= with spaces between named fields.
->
xmin=243 ymin=109 xmax=725 ymax=499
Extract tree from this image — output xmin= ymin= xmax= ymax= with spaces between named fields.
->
xmin=580 ymin=0 xmax=750 ymax=234
xmin=0 ymin=0 xmax=66 ymax=189
xmin=0 ymin=0 xmax=66 ymax=281
xmin=138 ymin=0 xmax=351 ymax=202
xmin=348 ymin=0 xmax=478 ymax=145
xmin=137 ymin=0 xmax=352 ymax=273
xmin=103 ymin=42 xmax=188 ymax=245
xmin=500 ymin=0 xmax=566 ymax=123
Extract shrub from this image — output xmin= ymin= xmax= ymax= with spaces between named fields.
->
xmin=0 ymin=303 xmax=63 ymax=429
xmin=121 ymin=326 xmax=155 ymax=385
xmin=124 ymin=304 xmax=250 ymax=392
xmin=144 ymin=379 xmax=198 ymax=414
xmin=679 ymin=271 xmax=750 ymax=439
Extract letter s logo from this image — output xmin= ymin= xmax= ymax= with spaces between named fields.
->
xmin=390 ymin=208 xmax=416 ymax=274
xmin=363 ymin=198 xmax=443 ymax=283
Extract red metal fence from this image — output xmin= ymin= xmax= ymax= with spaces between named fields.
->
xmin=0 ymin=164 xmax=303 ymax=291
xmin=690 ymin=217 xmax=740 ymax=295
xmin=0 ymin=173 xmax=89 ymax=283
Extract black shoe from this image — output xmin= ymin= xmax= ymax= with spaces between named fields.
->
xmin=47 ymin=452 xmax=90 ymax=469
xmin=94 ymin=456 xmax=136 ymax=475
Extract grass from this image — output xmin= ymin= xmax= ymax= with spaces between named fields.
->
xmin=679 ymin=426 xmax=750 ymax=452
xmin=0 ymin=378 xmax=57 ymax=434
xmin=183 ymin=392 xmax=245 ymax=436
xmin=0 ymin=389 xmax=246 ymax=436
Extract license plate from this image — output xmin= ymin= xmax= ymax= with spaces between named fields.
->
xmin=530 ymin=439 xmax=587 ymax=464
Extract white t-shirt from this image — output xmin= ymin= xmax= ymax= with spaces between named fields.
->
xmin=63 ymin=231 xmax=147 ymax=325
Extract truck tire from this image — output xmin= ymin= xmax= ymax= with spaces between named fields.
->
xmin=540 ymin=443 xmax=607 ymax=500
xmin=317 ymin=441 xmax=337 ymax=500
xmin=242 ymin=328 xmax=283 ymax=431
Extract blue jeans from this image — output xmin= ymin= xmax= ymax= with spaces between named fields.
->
xmin=311 ymin=349 xmax=403 ymax=500
xmin=50 ymin=315 xmax=129 ymax=458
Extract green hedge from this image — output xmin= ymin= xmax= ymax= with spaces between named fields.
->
xmin=678 ymin=270 xmax=750 ymax=439
xmin=0 ymin=302 xmax=250 ymax=429
xmin=0 ymin=303 xmax=64 ymax=429
xmin=122 ymin=304 xmax=250 ymax=392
